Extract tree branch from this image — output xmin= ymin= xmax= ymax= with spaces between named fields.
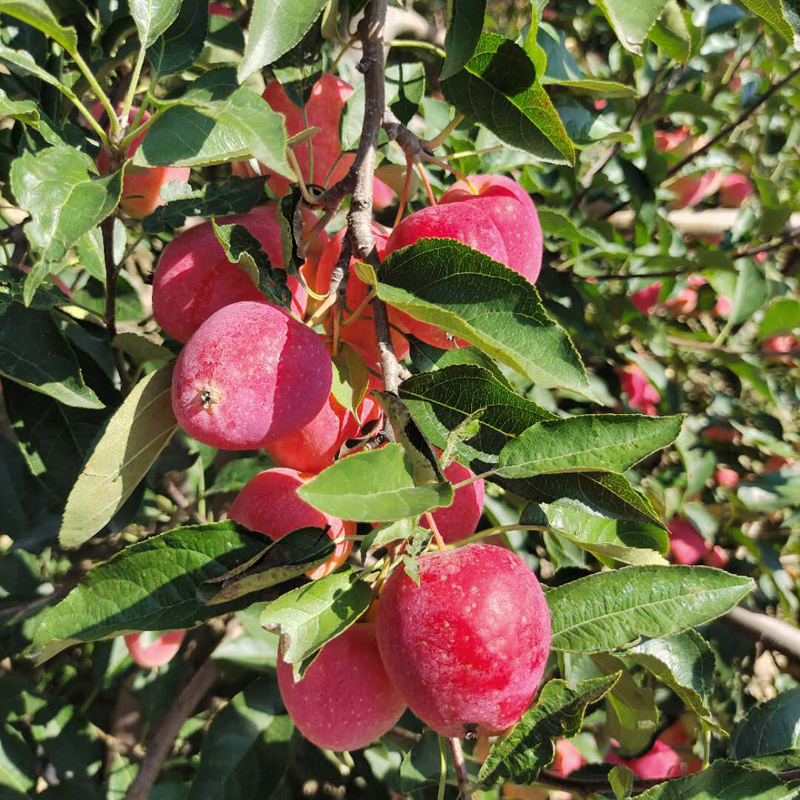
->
xmin=723 ymin=606 xmax=800 ymax=664
xmin=101 ymin=212 xmax=132 ymax=394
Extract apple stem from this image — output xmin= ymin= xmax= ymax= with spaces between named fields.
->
xmin=425 ymin=113 xmax=465 ymax=151
xmin=416 ymin=163 xmax=438 ymax=207
xmin=424 ymin=513 xmax=446 ymax=550
xmin=448 ymin=737 xmax=475 ymax=800
xmin=393 ymin=155 xmax=415 ymax=227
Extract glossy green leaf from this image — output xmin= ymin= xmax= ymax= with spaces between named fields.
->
xmin=10 ymin=147 xmax=122 ymax=304
xmin=737 ymin=466 xmax=800 ymax=512
xmin=361 ymin=518 xmax=416 ymax=557
xmin=553 ymin=96 xmax=632 ymax=146
xmin=130 ymin=0 xmax=182 ymax=47
xmin=0 ymin=88 xmax=39 ymax=125
xmin=0 ymin=0 xmax=77 ymax=53
xmin=137 ymin=69 xmax=291 ymax=176
xmin=261 ymin=567 xmax=372 ymax=679
xmin=212 ymin=220 xmax=292 ymax=308
xmin=59 ymin=364 xmax=177 ymax=549
xmin=737 ymin=0 xmax=795 ymax=43
xmin=399 ymin=365 xmax=554 ymax=468
xmin=374 ymin=240 xmax=592 ymax=397
xmin=188 ymin=677 xmax=294 ymax=800
xmin=730 ymin=260 xmax=769 ymax=326
xmin=35 ymin=522 xmax=268 ymax=651
xmin=758 ymin=298 xmax=800 ymax=340
xmin=0 ymin=304 xmax=104 ymax=409
xmin=595 ymin=653 xmax=659 ymax=756
xmin=594 ymin=0 xmax=670 ymax=55
xmin=0 ymin=41 xmax=63 ymax=87
xmin=648 ymin=0 xmax=691 ymax=63
xmin=147 ymin=0 xmax=209 ymax=77
xmin=521 ymin=499 xmax=669 ymax=566
xmin=731 ymin=686 xmax=800 ymax=760
xmin=475 ymin=674 xmax=620 ymax=790
xmin=0 ymin=722 xmax=36 ymax=800
xmin=297 ymin=444 xmax=454 ymax=522
xmin=548 ymin=566 xmax=754 ymax=653
xmin=501 ymin=471 xmax=665 ymax=529
xmin=440 ymin=0 xmax=487 ymax=80
xmin=628 ymin=630 xmax=718 ymax=727
xmin=201 ymin=529 xmax=336 ymax=606
xmin=331 ymin=343 xmax=370 ymax=422
xmin=142 ymin=175 xmax=267 ymax=232
xmin=238 ymin=0 xmax=327 ymax=81
xmin=440 ymin=33 xmax=575 ymax=165
xmin=635 ymin=761 xmax=796 ymax=800
xmin=495 ymin=414 xmax=683 ymax=479
xmin=399 ymin=731 xmax=459 ymax=792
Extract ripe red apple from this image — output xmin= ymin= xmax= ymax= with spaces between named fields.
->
xmin=703 ymin=546 xmax=730 ymax=569
xmin=719 ymin=173 xmax=754 ymax=208
xmin=551 ymin=738 xmax=585 ymax=777
xmin=96 ymin=107 xmax=190 ymax=219
xmin=715 ymin=467 xmax=739 ymax=488
xmin=702 ymin=425 xmax=741 ymax=444
xmin=606 ymin=740 xmax=683 ymax=779
xmin=265 ymin=384 xmax=382 ymax=474
xmin=715 ymin=295 xmax=732 ymax=316
xmin=762 ymin=335 xmax=798 ymax=364
xmin=384 ymin=202 xmax=509 ymax=349
xmin=277 ymin=623 xmax=406 ymax=750
xmin=616 ymin=365 xmax=660 ymax=416
xmin=667 ymin=170 xmax=722 ymax=209
xmin=663 ymin=287 xmax=698 ymax=316
xmin=439 ymin=174 xmax=543 ymax=284
xmin=421 ymin=458 xmax=485 ymax=544
xmin=124 ymin=630 xmax=186 ymax=668
xmin=209 ymin=2 xmax=234 ymax=17
xmin=234 ymin=74 xmax=393 ymax=207
xmin=765 ymin=455 xmax=796 ymax=472
xmin=153 ymin=205 xmax=312 ymax=343
xmin=376 ymin=543 xmax=551 ymax=737
xmin=629 ymin=283 xmax=661 ymax=315
xmin=667 ymin=518 xmax=709 ymax=566
xmin=314 ymin=226 xmax=410 ymax=366
xmin=654 ymin=127 xmax=694 ymax=159
xmin=171 ymin=301 xmax=332 ymax=449
xmin=229 ymin=467 xmax=353 ymax=579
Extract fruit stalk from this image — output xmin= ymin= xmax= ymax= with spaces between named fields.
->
xmin=448 ymin=736 xmax=475 ymax=800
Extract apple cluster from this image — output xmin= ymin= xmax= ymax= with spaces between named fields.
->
xmin=130 ymin=72 xmax=557 ymax=750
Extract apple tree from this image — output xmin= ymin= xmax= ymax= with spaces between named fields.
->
xmin=0 ymin=0 xmax=799 ymax=799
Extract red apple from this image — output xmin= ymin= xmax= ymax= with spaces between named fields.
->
xmin=229 ymin=467 xmax=353 ymax=580
xmin=376 ymin=543 xmax=551 ymax=737
xmin=606 ymin=740 xmax=683 ymax=780
xmin=421 ymin=457 xmax=485 ymax=544
xmin=616 ymin=365 xmax=660 ymax=416
xmin=667 ymin=518 xmax=709 ymax=566
xmin=124 ymin=630 xmax=186 ymax=668
xmin=719 ymin=173 xmax=754 ymax=208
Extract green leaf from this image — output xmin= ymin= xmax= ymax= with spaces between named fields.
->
xmin=3 ymin=380 xmax=110 ymax=502
xmin=0 ymin=304 xmax=104 ymax=409
xmin=260 ymin=567 xmax=372 ymax=679
xmin=297 ymin=444 xmax=454 ymax=522
xmin=730 ymin=260 xmax=769 ymax=326
xmin=500 ymin=471 xmax=665 ymax=529
xmin=609 ymin=765 xmax=635 ymax=800
xmin=331 ymin=343 xmax=370 ymax=422
xmin=440 ymin=33 xmax=575 ymax=165
xmin=375 ymin=240 xmax=593 ymax=398
xmin=147 ymin=0 xmax=209 ymax=77
xmin=35 ymin=522 xmax=269 ymax=654
xmin=737 ymin=0 xmax=795 ymax=44
xmin=731 ymin=686 xmax=800 ymax=760
xmin=648 ymin=0 xmax=691 ymax=63
xmin=0 ymin=88 xmax=39 ymax=126
xmin=130 ymin=0 xmax=182 ymax=47
xmin=475 ymin=674 xmax=620 ymax=790
xmin=737 ymin=465 xmax=800 ymax=512
xmin=361 ymin=518 xmax=416 ymax=557
xmin=594 ymin=653 xmax=659 ymax=757
xmin=59 ymin=364 xmax=178 ymax=549
xmin=0 ymin=41 xmax=63 ymax=87
xmin=634 ymin=761 xmax=796 ymax=800
xmin=553 ymin=96 xmax=632 ymax=147
xmin=547 ymin=566 xmax=755 ymax=654
xmin=111 ymin=333 xmax=174 ymax=365
xmin=594 ymin=0 xmax=670 ymax=55
xmin=495 ymin=414 xmax=683 ymax=479
xmin=137 ymin=69 xmax=291 ymax=177
xmin=0 ymin=722 xmax=36 ymax=799
xmin=0 ymin=0 xmax=78 ymax=53
xmin=440 ymin=0 xmax=487 ymax=81
xmin=521 ymin=499 xmax=669 ymax=566
xmin=238 ymin=0 xmax=327 ymax=81
xmin=758 ymin=298 xmax=800 ymax=340
xmin=212 ymin=220 xmax=292 ymax=308
xmin=188 ymin=677 xmax=294 ymax=800
xmin=142 ymin=175 xmax=267 ymax=232
xmin=627 ymin=630 xmax=719 ymax=727
xmin=400 ymin=731 xmax=459 ymax=793
xmin=201 ymin=529 xmax=337 ymax=606
xmin=10 ymin=147 xmax=122 ymax=303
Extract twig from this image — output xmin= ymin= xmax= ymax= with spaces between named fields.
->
xmin=732 ymin=227 xmax=800 ymax=260
xmin=708 ymin=33 xmax=763 ymax=105
xmin=164 ymin=477 xmax=207 ymax=525
xmin=723 ymin=606 xmax=800 ymax=664
xmin=667 ymin=63 xmax=800 ymax=179
xmin=448 ymin=738 xmax=474 ymax=800
xmin=123 ymin=657 xmax=218 ymax=800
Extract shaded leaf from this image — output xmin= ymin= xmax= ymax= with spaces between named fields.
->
xmin=440 ymin=0 xmax=486 ymax=80
xmin=595 ymin=0 xmax=670 ymax=55
xmin=0 ymin=0 xmax=77 ymax=53
xmin=147 ymin=0 xmax=209 ymax=77
xmin=731 ymin=686 xmax=800 ymax=760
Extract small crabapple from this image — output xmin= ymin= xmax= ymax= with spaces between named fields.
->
xmin=124 ymin=630 xmax=186 ymax=668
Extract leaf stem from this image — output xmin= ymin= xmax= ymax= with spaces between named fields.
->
xmin=71 ymin=49 xmax=119 ymax=136
xmin=386 ymin=39 xmax=446 ymax=58
xmin=447 ymin=524 xmax=548 ymax=548
xmin=120 ymin=46 xmax=147 ymax=132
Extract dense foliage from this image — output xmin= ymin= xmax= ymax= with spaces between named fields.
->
xmin=0 ymin=0 xmax=799 ymax=799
